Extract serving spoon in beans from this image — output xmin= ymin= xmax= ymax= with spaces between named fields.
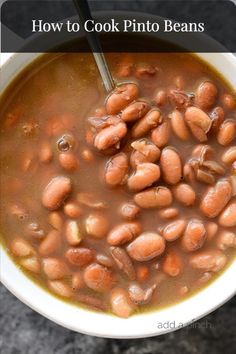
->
xmin=73 ymin=0 xmax=115 ymax=92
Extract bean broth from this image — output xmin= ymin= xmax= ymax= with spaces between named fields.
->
xmin=0 ymin=51 xmax=235 ymax=317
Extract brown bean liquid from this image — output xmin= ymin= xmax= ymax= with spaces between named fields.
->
xmin=0 ymin=51 xmax=235 ymax=317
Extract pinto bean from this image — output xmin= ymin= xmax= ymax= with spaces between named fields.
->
xmin=119 ymin=202 xmax=140 ymax=220
xmin=77 ymin=294 xmax=107 ymax=312
xmin=154 ymin=90 xmax=167 ymax=106
xmin=128 ymin=283 xmax=157 ymax=305
xmin=48 ymin=280 xmax=72 ymax=298
xmin=66 ymin=220 xmax=82 ymax=246
xmin=160 ymin=147 xmax=182 ymax=185
xmin=151 ymin=120 xmax=170 ymax=148
xmin=217 ymin=120 xmax=236 ymax=146
xmin=88 ymin=115 xmax=121 ymax=131
xmin=39 ymin=141 xmax=53 ymax=163
xmin=66 ymin=247 xmax=94 ymax=267
xmin=85 ymin=213 xmax=109 ymax=238
xmin=183 ymin=163 xmax=196 ymax=184
xmin=58 ymin=153 xmax=78 ymax=171
xmin=106 ymin=83 xmax=139 ymax=114
xmin=83 ymin=263 xmax=116 ymax=292
xmin=169 ymin=110 xmax=189 ymax=141
xmin=221 ymin=146 xmax=236 ymax=165
xmin=185 ymin=107 xmax=212 ymax=142
xmin=189 ymin=250 xmax=227 ymax=272
xmin=196 ymin=169 xmax=215 ymax=185
xmin=81 ymin=148 xmax=94 ymax=162
xmin=127 ymin=232 xmax=165 ymax=261
xmin=72 ymin=271 xmax=84 ymax=290
xmin=163 ymin=250 xmax=183 ymax=276
xmin=192 ymin=144 xmax=214 ymax=163
xmin=130 ymin=139 xmax=160 ymax=168
xmin=104 ymin=153 xmax=128 ymax=186
xmin=121 ymin=101 xmax=150 ymax=122
xmin=94 ymin=122 xmax=127 ymax=150
xmin=202 ymin=160 xmax=225 ymax=175
xmin=200 ymin=179 xmax=232 ymax=218
xmin=63 ymin=202 xmax=82 ymax=218
xmin=206 ymin=222 xmax=219 ymax=240
xmin=107 ymin=222 xmax=141 ymax=246
xmin=10 ymin=237 xmax=34 ymax=257
xmin=210 ymin=106 xmax=225 ymax=132
xmin=134 ymin=186 xmax=173 ymax=208
xmin=39 ymin=230 xmax=61 ymax=256
xmin=42 ymin=176 xmax=72 ymax=210
xmin=48 ymin=212 xmax=63 ymax=230
xmin=221 ymin=93 xmax=236 ymax=110
xmin=96 ymin=254 xmax=114 ymax=268
xmin=43 ymin=258 xmax=69 ymax=280
xmin=128 ymin=163 xmax=160 ymax=191
xmin=219 ymin=201 xmax=236 ymax=227
xmin=217 ymin=231 xmax=236 ymax=250
xmin=110 ymin=247 xmax=136 ymax=280
xmin=173 ymin=183 xmax=196 ymax=206
xmin=163 ymin=219 xmax=187 ymax=241
xmin=195 ymin=81 xmax=218 ymax=110
xmin=181 ymin=219 xmax=206 ymax=252
xmin=168 ymin=89 xmax=192 ymax=109
xmin=110 ymin=288 xmax=135 ymax=318
xmin=20 ymin=257 xmax=40 ymax=273
xmin=158 ymin=207 xmax=179 ymax=219
xmin=131 ymin=109 xmax=162 ymax=138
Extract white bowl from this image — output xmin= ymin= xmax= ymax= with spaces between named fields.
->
xmin=1 ymin=48 xmax=236 ymax=339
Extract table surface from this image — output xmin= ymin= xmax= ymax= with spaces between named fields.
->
xmin=1 ymin=1 xmax=236 ymax=353
xmin=0 ymin=285 xmax=235 ymax=353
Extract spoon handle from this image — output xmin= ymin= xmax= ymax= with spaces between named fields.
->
xmin=73 ymin=0 xmax=115 ymax=92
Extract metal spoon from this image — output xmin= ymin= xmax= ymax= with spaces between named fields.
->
xmin=73 ymin=0 xmax=115 ymax=92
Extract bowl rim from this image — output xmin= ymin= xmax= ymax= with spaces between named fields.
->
xmin=1 ymin=34 xmax=236 ymax=339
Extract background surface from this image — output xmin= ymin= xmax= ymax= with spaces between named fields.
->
xmin=0 ymin=0 xmax=236 ymax=353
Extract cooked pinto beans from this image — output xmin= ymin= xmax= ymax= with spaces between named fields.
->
xmin=119 ymin=202 xmax=140 ymax=220
xmin=104 ymin=153 xmax=128 ymax=187
xmin=83 ymin=263 xmax=116 ymax=292
xmin=134 ymin=186 xmax=173 ymax=208
xmin=127 ymin=163 xmax=160 ymax=191
xmin=42 ymin=176 xmax=72 ymax=211
xmin=127 ymin=232 xmax=165 ymax=261
xmin=173 ymin=183 xmax=196 ymax=206
xmin=189 ymin=250 xmax=227 ymax=272
xmin=107 ymin=222 xmax=141 ymax=246
xmin=1 ymin=51 xmax=236 ymax=319
xmin=110 ymin=288 xmax=135 ymax=318
xmin=130 ymin=139 xmax=160 ymax=167
xmin=195 ymin=81 xmax=218 ymax=110
xmin=163 ymin=219 xmax=187 ymax=241
xmin=163 ymin=250 xmax=183 ymax=276
xmin=218 ymin=201 xmax=236 ymax=227
xmin=106 ymin=83 xmax=139 ymax=114
xmin=181 ymin=219 xmax=206 ymax=252
xmin=85 ymin=213 xmax=109 ymax=238
xmin=160 ymin=147 xmax=182 ymax=185
xmin=121 ymin=101 xmax=150 ymax=122
xmin=131 ymin=109 xmax=162 ymax=138
xmin=200 ymin=179 xmax=232 ymax=218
